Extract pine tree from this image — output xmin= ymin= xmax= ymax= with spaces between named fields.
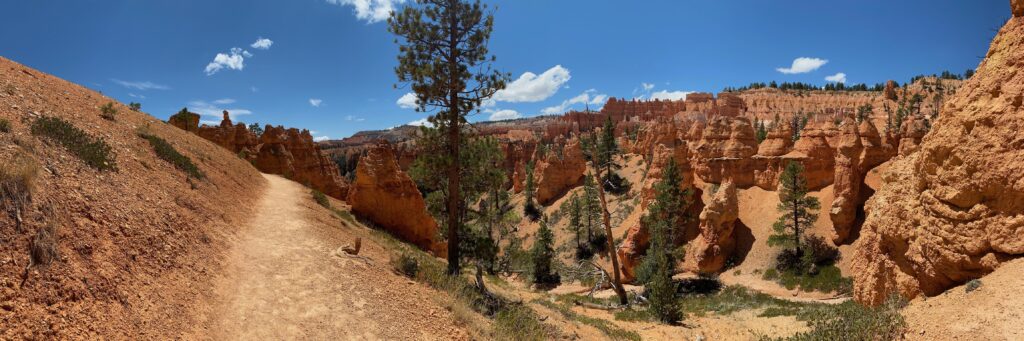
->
xmin=596 ymin=116 xmax=628 ymax=194
xmin=637 ymin=158 xmax=689 ymax=323
xmin=768 ymin=161 xmax=820 ymax=257
xmin=566 ymin=194 xmax=589 ymax=260
xmin=390 ymin=0 xmax=510 ymax=275
xmin=523 ymin=160 xmax=540 ymax=221
xmin=531 ymin=218 xmax=560 ymax=286
xmin=580 ymin=174 xmax=605 ymax=254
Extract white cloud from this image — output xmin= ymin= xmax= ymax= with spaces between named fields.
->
xmin=309 ymin=98 xmax=323 ymax=107
xmin=128 ymin=93 xmax=146 ymax=99
xmin=397 ymin=92 xmax=418 ymax=109
xmin=776 ymin=57 xmax=828 ymax=74
xmin=642 ymin=82 xmax=655 ymax=91
xmin=492 ymin=65 xmax=571 ymax=103
xmin=649 ymin=90 xmax=692 ymax=101
xmin=825 ymin=72 xmax=847 ymax=83
xmin=188 ymin=100 xmax=253 ymax=120
xmin=345 ymin=115 xmax=366 ymax=122
xmin=407 ymin=117 xmax=432 ymax=127
xmin=111 ymin=79 xmax=169 ymax=90
xmin=313 ymin=136 xmax=330 ymax=142
xmin=327 ymin=0 xmax=405 ymax=23
xmin=205 ymin=47 xmax=247 ymax=75
xmin=541 ymin=89 xmax=608 ymax=116
xmin=489 ymin=109 xmax=521 ymax=121
xmin=251 ymin=37 xmax=273 ymax=50
xmin=213 ymin=98 xmax=235 ymax=105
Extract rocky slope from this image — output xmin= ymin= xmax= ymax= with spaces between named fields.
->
xmin=0 ymin=57 xmax=264 ymax=338
xmin=852 ymin=9 xmax=1024 ymax=305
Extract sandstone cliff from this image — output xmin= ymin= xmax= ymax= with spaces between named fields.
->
xmin=852 ymin=8 xmax=1024 ymax=305
xmin=170 ymin=111 xmax=349 ymax=199
xmin=534 ymin=136 xmax=586 ymax=205
xmin=347 ymin=141 xmax=444 ymax=254
xmin=686 ymin=181 xmax=739 ymax=273
xmin=829 ymin=118 xmax=863 ymax=244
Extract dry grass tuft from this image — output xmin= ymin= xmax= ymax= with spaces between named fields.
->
xmin=1 ymin=150 xmax=38 ymax=231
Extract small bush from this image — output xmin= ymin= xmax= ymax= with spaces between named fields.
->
xmin=139 ymin=133 xmax=204 ymax=179
xmin=603 ymin=173 xmax=631 ymax=196
xmin=804 ymin=235 xmax=840 ymax=266
xmin=1 ymin=151 xmax=38 ymax=229
xmin=30 ymin=222 xmax=59 ymax=267
xmin=31 ymin=116 xmax=117 ymax=171
xmin=0 ymin=118 xmax=10 ymax=133
xmin=524 ymin=202 xmax=542 ymax=222
xmin=312 ymin=189 xmax=330 ymax=208
xmin=394 ymin=253 xmax=419 ymax=278
xmin=100 ymin=102 xmax=117 ymax=120
xmin=128 ymin=102 xmax=141 ymax=112
xmin=965 ymin=279 xmax=982 ymax=293
xmin=494 ymin=304 xmax=549 ymax=341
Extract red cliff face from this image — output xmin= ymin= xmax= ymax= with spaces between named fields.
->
xmin=170 ymin=110 xmax=349 ymax=199
xmin=347 ymin=141 xmax=444 ymax=255
xmin=694 ymin=116 xmax=759 ymax=187
xmin=853 ymin=8 xmax=1024 ymax=305
xmin=534 ymin=136 xmax=587 ymax=205
xmin=791 ymin=121 xmax=836 ymax=190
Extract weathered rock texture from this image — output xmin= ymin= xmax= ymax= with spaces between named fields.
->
xmin=852 ymin=12 xmax=1024 ymax=305
xmin=534 ymin=136 xmax=586 ymax=205
xmin=686 ymin=181 xmax=739 ymax=273
xmin=693 ymin=117 xmax=758 ymax=187
xmin=171 ymin=111 xmax=349 ymax=199
xmin=347 ymin=141 xmax=444 ymax=254
xmin=829 ymin=118 xmax=863 ymax=244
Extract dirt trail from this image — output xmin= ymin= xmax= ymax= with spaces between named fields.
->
xmin=202 ymin=174 xmax=467 ymax=340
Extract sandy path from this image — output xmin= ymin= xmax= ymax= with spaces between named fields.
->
xmin=206 ymin=174 xmax=467 ymax=340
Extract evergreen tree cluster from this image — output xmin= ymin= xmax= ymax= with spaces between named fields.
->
xmin=635 ymin=158 xmax=692 ymax=323
xmin=564 ymin=175 xmax=608 ymax=261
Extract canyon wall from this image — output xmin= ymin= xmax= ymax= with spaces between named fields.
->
xmin=852 ymin=8 xmax=1024 ymax=305
xmin=170 ymin=111 xmax=349 ymax=199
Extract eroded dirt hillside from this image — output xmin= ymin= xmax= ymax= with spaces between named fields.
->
xmin=0 ymin=57 xmax=264 ymax=338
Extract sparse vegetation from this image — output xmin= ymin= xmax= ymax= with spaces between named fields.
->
xmin=1 ymin=150 xmax=38 ymax=231
xmin=100 ymin=101 xmax=118 ymax=120
xmin=139 ymin=132 xmax=204 ymax=179
xmin=0 ymin=118 xmax=10 ymax=133
xmin=128 ymin=102 xmax=141 ymax=112
xmin=534 ymin=299 xmax=641 ymax=341
xmin=312 ymin=189 xmax=330 ymax=208
xmin=531 ymin=218 xmax=561 ymax=286
xmin=494 ymin=304 xmax=550 ymax=341
xmin=29 ymin=220 xmax=60 ymax=267
xmin=965 ymin=279 xmax=982 ymax=293
xmin=31 ymin=116 xmax=117 ymax=171
xmin=394 ymin=253 xmax=419 ymax=278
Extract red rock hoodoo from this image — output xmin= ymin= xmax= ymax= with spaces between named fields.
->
xmin=829 ymin=118 xmax=863 ymax=244
xmin=347 ymin=141 xmax=445 ymax=254
xmin=686 ymin=181 xmax=739 ymax=273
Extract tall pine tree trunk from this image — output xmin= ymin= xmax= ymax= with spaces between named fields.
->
xmin=591 ymin=169 xmax=628 ymax=306
xmin=445 ymin=2 xmax=462 ymax=275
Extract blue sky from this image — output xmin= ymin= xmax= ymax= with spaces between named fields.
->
xmin=0 ymin=1 xmax=1008 ymax=140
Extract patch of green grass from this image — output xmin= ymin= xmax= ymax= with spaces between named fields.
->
xmin=139 ymin=132 xmax=204 ymax=179
xmin=535 ymin=299 xmax=640 ymax=341
xmin=312 ymin=189 xmax=330 ymax=208
xmin=680 ymin=285 xmax=805 ymax=317
xmin=495 ymin=304 xmax=550 ymax=341
xmin=774 ymin=297 xmax=907 ymax=341
xmin=371 ymin=229 xmax=553 ymax=340
xmin=762 ymin=265 xmax=852 ymax=294
xmin=31 ymin=116 xmax=117 ymax=171
xmin=613 ymin=308 xmax=654 ymax=322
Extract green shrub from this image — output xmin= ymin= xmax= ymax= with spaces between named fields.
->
xmin=312 ymin=189 xmax=330 ymax=208
xmin=782 ymin=296 xmax=907 ymax=341
xmin=138 ymin=133 xmax=204 ymax=179
xmin=0 ymin=118 xmax=10 ymax=133
xmin=763 ymin=264 xmax=851 ymax=294
xmin=394 ymin=253 xmax=419 ymax=278
xmin=100 ymin=102 xmax=117 ymax=120
xmin=31 ymin=116 xmax=117 ymax=171
xmin=965 ymin=279 xmax=982 ymax=293
xmin=128 ymin=102 xmax=141 ymax=112
xmin=537 ymin=300 xmax=640 ymax=341
xmin=494 ymin=304 xmax=549 ymax=341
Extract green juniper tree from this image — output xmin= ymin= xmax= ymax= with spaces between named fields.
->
xmin=390 ymin=0 xmax=509 ymax=275
xmin=531 ymin=217 xmax=560 ymax=286
xmin=636 ymin=158 xmax=690 ymax=323
xmin=768 ymin=161 xmax=820 ymax=262
xmin=596 ymin=117 xmax=628 ymax=194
